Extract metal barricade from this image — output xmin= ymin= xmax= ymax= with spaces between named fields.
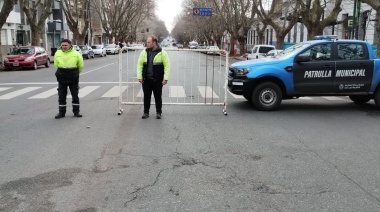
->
xmin=117 ymin=47 xmax=229 ymax=115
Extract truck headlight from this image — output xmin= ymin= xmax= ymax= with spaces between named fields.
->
xmin=25 ymin=57 xmax=33 ymax=61
xmin=235 ymin=68 xmax=251 ymax=76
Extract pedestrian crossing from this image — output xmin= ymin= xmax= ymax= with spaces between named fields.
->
xmin=0 ymin=85 xmax=353 ymax=102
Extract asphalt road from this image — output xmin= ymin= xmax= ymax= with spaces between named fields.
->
xmin=0 ymin=50 xmax=380 ymax=212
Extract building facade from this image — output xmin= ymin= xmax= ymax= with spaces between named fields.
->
xmin=247 ymin=0 xmax=378 ymax=50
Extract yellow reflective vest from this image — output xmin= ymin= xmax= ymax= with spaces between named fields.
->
xmin=137 ymin=47 xmax=170 ymax=81
xmin=54 ymin=47 xmax=84 ymax=72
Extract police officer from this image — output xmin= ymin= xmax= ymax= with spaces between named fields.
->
xmin=137 ymin=35 xmax=170 ymax=119
xmin=54 ymin=39 xmax=84 ymax=119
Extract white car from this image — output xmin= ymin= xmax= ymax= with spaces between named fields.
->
xmin=72 ymin=45 xmax=83 ymax=56
xmin=105 ymin=44 xmax=120 ymax=55
xmin=264 ymin=49 xmax=283 ymax=57
xmin=247 ymin=45 xmax=276 ymax=60
xmin=91 ymin=45 xmax=106 ymax=57
xmin=207 ymin=46 xmax=221 ymax=55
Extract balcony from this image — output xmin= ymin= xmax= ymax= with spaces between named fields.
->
xmin=47 ymin=21 xmax=62 ymax=32
xmin=52 ymin=1 xmax=61 ymax=10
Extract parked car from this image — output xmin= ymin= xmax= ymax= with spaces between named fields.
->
xmin=207 ymin=46 xmax=221 ymax=55
xmin=3 ymin=46 xmax=50 ymax=70
xmin=78 ymin=45 xmax=95 ymax=59
xmin=264 ymin=49 xmax=283 ymax=57
xmin=177 ymin=44 xmax=184 ymax=49
xmin=105 ymin=44 xmax=120 ymax=55
xmin=72 ymin=45 xmax=83 ymax=56
xmin=91 ymin=45 xmax=107 ymax=57
xmin=247 ymin=45 xmax=276 ymax=60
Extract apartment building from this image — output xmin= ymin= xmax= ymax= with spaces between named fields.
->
xmin=247 ymin=0 xmax=378 ymax=48
xmin=1 ymin=0 xmax=21 ymax=55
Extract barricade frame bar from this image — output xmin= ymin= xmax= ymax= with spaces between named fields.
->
xmin=117 ymin=47 xmax=229 ymax=116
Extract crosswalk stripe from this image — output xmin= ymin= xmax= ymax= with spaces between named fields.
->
xmin=0 ymin=87 xmax=12 ymax=92
xmin=0 ymin=87 xmax=41 ymax=100
xmin=169 ymin=86 xmax=186 ymax=98
xmin=101 ymin=86 xmax=128 ymax=98
xmin=197 ymin=86 xmax=219 ymax=98
xmin=67 ymin=86 xmax=100 ymax=98
xmin=322 ymin=96 xmax=346 ymax=101
xmin=299 ymin=97 xmax=313 ymax=100
xmin=136 ymin=89 xmax=143 ymax=97
xmin=28 ymin=87 xmax=57 ymax=99
xmin=227 ymin=90 xmax=244 ymax=99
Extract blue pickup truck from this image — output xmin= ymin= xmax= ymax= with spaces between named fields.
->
xmin=228 ymin=35 xmax=380 ymax=111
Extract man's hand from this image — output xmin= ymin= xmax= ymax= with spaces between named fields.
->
xmin=162 ymin=80 xmax=168 ymax=85
xmin=139 ymin=79 xmax=144 ymax=84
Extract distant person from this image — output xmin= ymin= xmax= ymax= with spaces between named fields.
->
xmin=53 ymin=39 xmax=84 ymax=119
xmin=137 ymin=35 xmax=170 ymax=119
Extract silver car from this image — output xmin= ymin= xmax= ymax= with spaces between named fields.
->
xmin=91 ymin=45 xmax=107 ymax=57
xmin=105 ymin=44 xmax=120 ymax=55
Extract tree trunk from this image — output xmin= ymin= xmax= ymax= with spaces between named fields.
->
xmin=257 ymin=31 xmax=265 ymax=44
xmin=275 ymin=34 xmax=285 ymax=50
xmin=0 ymin=0 xmax=21 ymax=65
xmin=30 ymin=26 xmax=42 ymax=46
xmin=307 ymin=24 xmax=324 ymax=40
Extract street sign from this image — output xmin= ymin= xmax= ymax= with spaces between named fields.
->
xmin=193 ymin=8 xmax=212 ymax=17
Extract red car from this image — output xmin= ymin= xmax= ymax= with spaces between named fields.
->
xmin=3 ymin=46 xmax=50 ymax=70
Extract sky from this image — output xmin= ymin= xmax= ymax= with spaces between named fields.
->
xmin=155 ymin=0 xmax=184 ymax=33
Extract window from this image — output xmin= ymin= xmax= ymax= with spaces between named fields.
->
xmin=299 ymin=44 xmax=331 ymax=61
xmin=337 ymin=43 xmax=365 ymax=60
xmin=1 ymin=29 xmax=7 ymax=45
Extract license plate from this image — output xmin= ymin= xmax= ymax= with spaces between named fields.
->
xmin=13 ymin=63 xmax=19 ymax=66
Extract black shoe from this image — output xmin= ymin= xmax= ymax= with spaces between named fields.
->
xmin=156 ymin=113 xmax=161 ymax=119
xmin=55 ymin=112 xmax=65 ymax=119
xmin=142 ymin=113 xmax=149 ymax=119
xmin=74 ymin=113 xmax=82 ymax=117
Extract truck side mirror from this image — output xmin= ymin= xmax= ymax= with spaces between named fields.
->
xmin=295 ymin=55 xmax=311 ymax=63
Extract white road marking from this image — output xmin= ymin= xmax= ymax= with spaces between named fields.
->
xmin=169 ymin=86 xmax=186 ymax=98
xmin=28 ymin=87 xmax=57 ymax=99
xmin=197 ymin=86 xmax=219 ymax=98
xmin=0 ymin=87 xmax=12 ymax=92
xmin=322 ymin=96 xmax=346 ymax=101
xmin=298 ymin=97 xmax=313 ymax=100
xmin=101 ymin=86 xmax=128 ymax=98
xmin=0 ymin=87 xmax=41 ymax=100
xmin=67 ymin=86 xmax=100 ymax=98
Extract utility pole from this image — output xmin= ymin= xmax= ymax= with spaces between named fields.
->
xmin=351 ymin=0 xmax=361 ymax=39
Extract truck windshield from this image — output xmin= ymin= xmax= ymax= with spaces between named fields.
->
xmin=275 ymin=43 xmax=310 ymax=59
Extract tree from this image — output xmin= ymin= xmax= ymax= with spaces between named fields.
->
xmin=300 ymin=0 xmax=343 ymax=40
xmin=212 ymin=0 xmax=256 ymax=55
xmin=21 ymin=0 xmax=54 ymax=46
xmin=61 ymin=0 xmax=91 ymax=45
xmin=361 ymin=0 xmax=380 ymax=56
xmin=93 ymin=0 xmax=154 ymax=44
xmin=255 ymin=0 xmax=302 ymax=49
xmin=0 ymin=0 xmax=19 ymax=65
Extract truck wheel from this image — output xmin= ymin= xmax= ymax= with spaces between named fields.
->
xmin=252 ymin=82 xmax=282 ymax=111
xmin=374 ymin=89 xmax=380 ymax=110
xmin=349 ymin=95 xmax=371 ymax=104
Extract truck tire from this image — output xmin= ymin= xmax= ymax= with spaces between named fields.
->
xmin=252 ymin=82 xmax=282 ymax=111
xmin=374 ymin=89 xmax=380 ymax=110
xmin=349 ymin=95 xmax=371 ymax=104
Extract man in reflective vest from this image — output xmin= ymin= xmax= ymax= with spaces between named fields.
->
xmin=137 ymin=35 xmax=170 ymax=119
xmin=54 ymin=39 xmax=84 ymax=119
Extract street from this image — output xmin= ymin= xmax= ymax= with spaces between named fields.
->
xmin=0 ymin=51 xmax=380 ymax=211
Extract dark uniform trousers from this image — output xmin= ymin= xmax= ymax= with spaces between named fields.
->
xmin=55 ymin=68 xmax=80 ymax=114
xmin=143 ymin=78 xmax=163 ymax=114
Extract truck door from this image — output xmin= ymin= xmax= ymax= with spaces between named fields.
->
xmin=334 ymin=43 xmax=373 ymax=93
xmin=293 ymin=43 xmax=335 ymax=94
